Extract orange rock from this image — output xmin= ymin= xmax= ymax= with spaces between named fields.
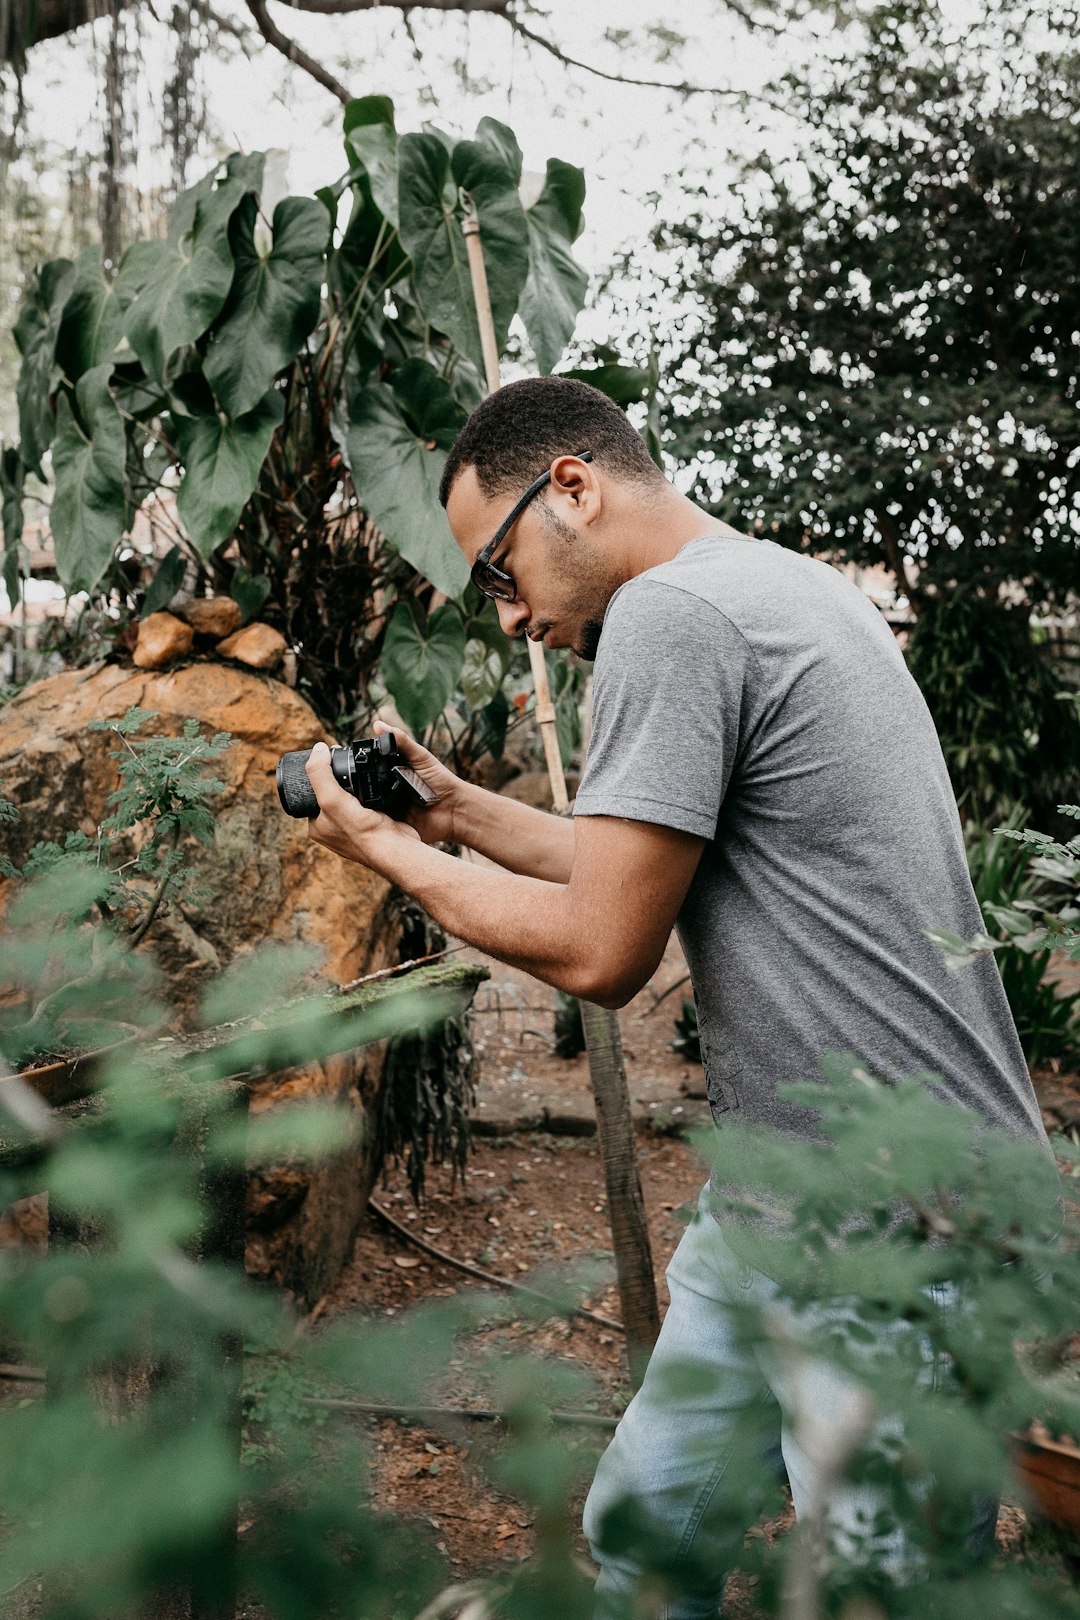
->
xmin=217 ymin=622 xmax=287 ymax=671
xmin=132 ymin=611 xmax=194 ymax=669
xmin=179 ymin=595 xmax=242 ymax=639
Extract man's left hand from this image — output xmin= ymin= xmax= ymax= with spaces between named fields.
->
xmin=305 ymin=742 xmax=420 ymax=867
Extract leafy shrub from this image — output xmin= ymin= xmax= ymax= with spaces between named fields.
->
xmin=554 ymin=989 xmax=586 ymax=1059
xmin=934 ymin=807 xmax=1080 ymax=1066
xmin=671 ymin=996 xmax=702 ymax=1065
xmin=0 ymin=705 xmax=231 ymax=1065
xmin=904 ymin=592 xmax=1080 ymax=832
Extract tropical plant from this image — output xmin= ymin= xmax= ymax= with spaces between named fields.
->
xmin=1 ymin=98 xmax=590 ymax=756
xmin=929 ymin=807 xmax=1080 ymax=1066
xmin=553 ymin=989 xmax=586 ymax=1059
xmin=671 ymin=995 xmax=701 ymax=1066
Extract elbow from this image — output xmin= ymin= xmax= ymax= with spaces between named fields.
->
xmin=569 ymin=961 xmax=648 ymax=1012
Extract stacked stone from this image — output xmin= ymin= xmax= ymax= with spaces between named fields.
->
xmin=133 ymin=596 xmax=288 ymax=674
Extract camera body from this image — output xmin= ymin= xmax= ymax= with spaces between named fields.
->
xmin=275 ymin=732 xmax=436 ymax=820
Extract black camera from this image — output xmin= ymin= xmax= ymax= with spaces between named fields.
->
xmin=275 ymin=731 xmax=438 ymax=820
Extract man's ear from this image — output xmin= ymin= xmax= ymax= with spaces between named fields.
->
xmin=551 ymin=454 xmax=601 ymax=519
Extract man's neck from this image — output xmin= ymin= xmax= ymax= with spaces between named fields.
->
xmin=618 ymin=488 xmax=740 ymax=583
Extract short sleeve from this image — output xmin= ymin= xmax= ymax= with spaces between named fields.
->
xmin=573 ymin=577 xmax=754 ymax=840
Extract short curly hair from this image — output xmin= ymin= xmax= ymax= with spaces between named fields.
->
xmin=438 ymin=376 xmax=663 ymax=507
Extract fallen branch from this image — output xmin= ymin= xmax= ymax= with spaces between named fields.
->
xmin=300 ymin=1394 xmax=619 ymax=1430
xmin=335 ymin=944 xmax=470 ymax=996
xmin=368 ymin=1198 xmax=625 ymax=1334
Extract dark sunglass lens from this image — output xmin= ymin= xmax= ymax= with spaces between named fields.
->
xmin=474 ymin=561 xmax=516 ymax=602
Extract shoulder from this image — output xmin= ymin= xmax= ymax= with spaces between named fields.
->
xmin=600 ymin=542 xmax=757 ymax=646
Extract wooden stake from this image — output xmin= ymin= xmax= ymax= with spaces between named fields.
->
xmin=463 ymin=214 xmax=570 ymax=811
xmin=461 ymin=205 xmax=659 ymax=1384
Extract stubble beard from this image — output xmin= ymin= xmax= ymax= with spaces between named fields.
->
xmin=577 ymin=618 xmax=604 ymax=661
xmin=538 ymin=501 xmax=614 ymax=663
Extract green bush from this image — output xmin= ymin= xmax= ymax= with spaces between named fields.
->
xmin=3 ymin=819 xmax=1080 ymax=1617
xmin=904 ymin=594 xmax=1080 ymax=833
xmin=934 ymin=808 xmax=1080 ymax=1067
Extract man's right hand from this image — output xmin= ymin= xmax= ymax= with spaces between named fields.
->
xmin=374 ymin=721 xmax=464 ymax=846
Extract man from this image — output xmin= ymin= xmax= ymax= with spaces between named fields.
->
xmin=305 ymin=377 xmax=1051 ymax=1613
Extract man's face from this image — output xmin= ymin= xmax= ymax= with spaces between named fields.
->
xmin=445 ymin=461 xmax=618 ymax=661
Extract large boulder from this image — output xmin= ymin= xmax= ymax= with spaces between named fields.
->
xmin=0 ymin=661 xmax=400 ymax=1304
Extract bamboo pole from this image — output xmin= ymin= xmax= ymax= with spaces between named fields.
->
xmin=462 ymin=216 xmax=570 ymax=812
xmin=461 ymin=207 xmax=660 ymax=1383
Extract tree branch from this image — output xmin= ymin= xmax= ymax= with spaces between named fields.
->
xmin=243 ymin=0 xmax=352 ymax=101
xmin=873 ymin=509 xmax=924 ymax=615
xmin=8 ymin=0 xmax=776 ymax=104
xmin=506 ymin=13 xmax=767 ymax=98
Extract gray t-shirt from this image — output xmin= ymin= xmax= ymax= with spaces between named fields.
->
xmin=574 ymin=535 xmax=1050 ymax=1172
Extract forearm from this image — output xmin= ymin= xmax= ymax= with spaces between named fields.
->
xmin=451 ymin=779 xmax=575 ymax=883
xmin=368 ymin=828 xmax=599 ymax=999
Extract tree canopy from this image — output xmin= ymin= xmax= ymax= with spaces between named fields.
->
xmin=641 ymin=0 xmax=1080 ymax=609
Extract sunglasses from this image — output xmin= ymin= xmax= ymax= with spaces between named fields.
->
xmin=470 ymin=450 xmax=594 ymax=603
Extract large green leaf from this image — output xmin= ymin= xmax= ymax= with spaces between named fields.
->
xmin=0 ymin=447 xmax=26 ymax=605
xmin=474 ymin=116 xmax=523 ymax=184
xmin=398 ymin=125 xmax=529 ymax=375
xmin=558 ymin=361 xmax=652 ymax=405
xmin=344 ymin=364 xmax=469 ymax=599
xmin=53 ymin=247 xmax=131 ymax=386
xmin=344 ymin=96 xmax=399 ymax=227
xmin=460 ymin=637 xmax=504 ymax=709
xmin=174 ymin=388 xmax=284 ymax=557
xmin=50 ymin=365 xmax=128 ymax=594
xmin=125 ymin=161 xmax=263 ymax=386
xmin=12 ymin=258 xmax=75 ymax=475
xmin=381 ymin=601 xmax=466 ymax=734
xmin=560 ymin=355 xmax=663 ymax=465
xmin=397 ymin=134 xmax=470 ymax=347
xmin=520 ymin=160 xmax=588 ymax=374
xmin=451 ymin=127 xmax=530 ymax=362
xmin=203 ymin=195 xmax=329 ymax=419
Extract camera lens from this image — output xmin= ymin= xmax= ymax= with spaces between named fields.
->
xmin=276 ymin=750 xmax=320 ymax=818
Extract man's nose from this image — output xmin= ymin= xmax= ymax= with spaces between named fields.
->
xmin=496 ymin=597 xmax=530 ymax=638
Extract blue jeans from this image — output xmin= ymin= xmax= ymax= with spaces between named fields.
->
xmin=583 ymin=1184 xmax=998 ymax=1619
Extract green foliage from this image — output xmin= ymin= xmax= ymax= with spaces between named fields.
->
xmin=933 ymin=807 xmax=1080 ymax=1065
xmin=0 ymin=706 xmax=232 ymax=1060
xmin=553 ymin=989 xmax=586 ymax=1059
xmin=639 ymin=0 xmax=1080 ymax=611
xmin=173 ymin=387 xmax=286 ymax=556
xmin=0 ymin=876 xmax=493 ymax=1618
xmin=671 ymin=996 xmax=702 ymax=1065
xmin=4 ymin=862 xmax=1080 ymax=1615
xmin=202 ymin=194 xmax=328 ymax=419
xmin=904 ymin=592 xmax=1080 ymax=830
xmin=670 ymin=1059 xmax=1080 ymax=1617
xmin=89 ymin=706 xmax=231 ymax=849
xmin=6 ymin=100 xmax=592 ymax=743
xmin=49 ymin=363 xmax=128 ymax=593
xmin=344 ymin=359 xmax=468 ymax=601
xmin=381 ymin=599 xmax=468 ymax=735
